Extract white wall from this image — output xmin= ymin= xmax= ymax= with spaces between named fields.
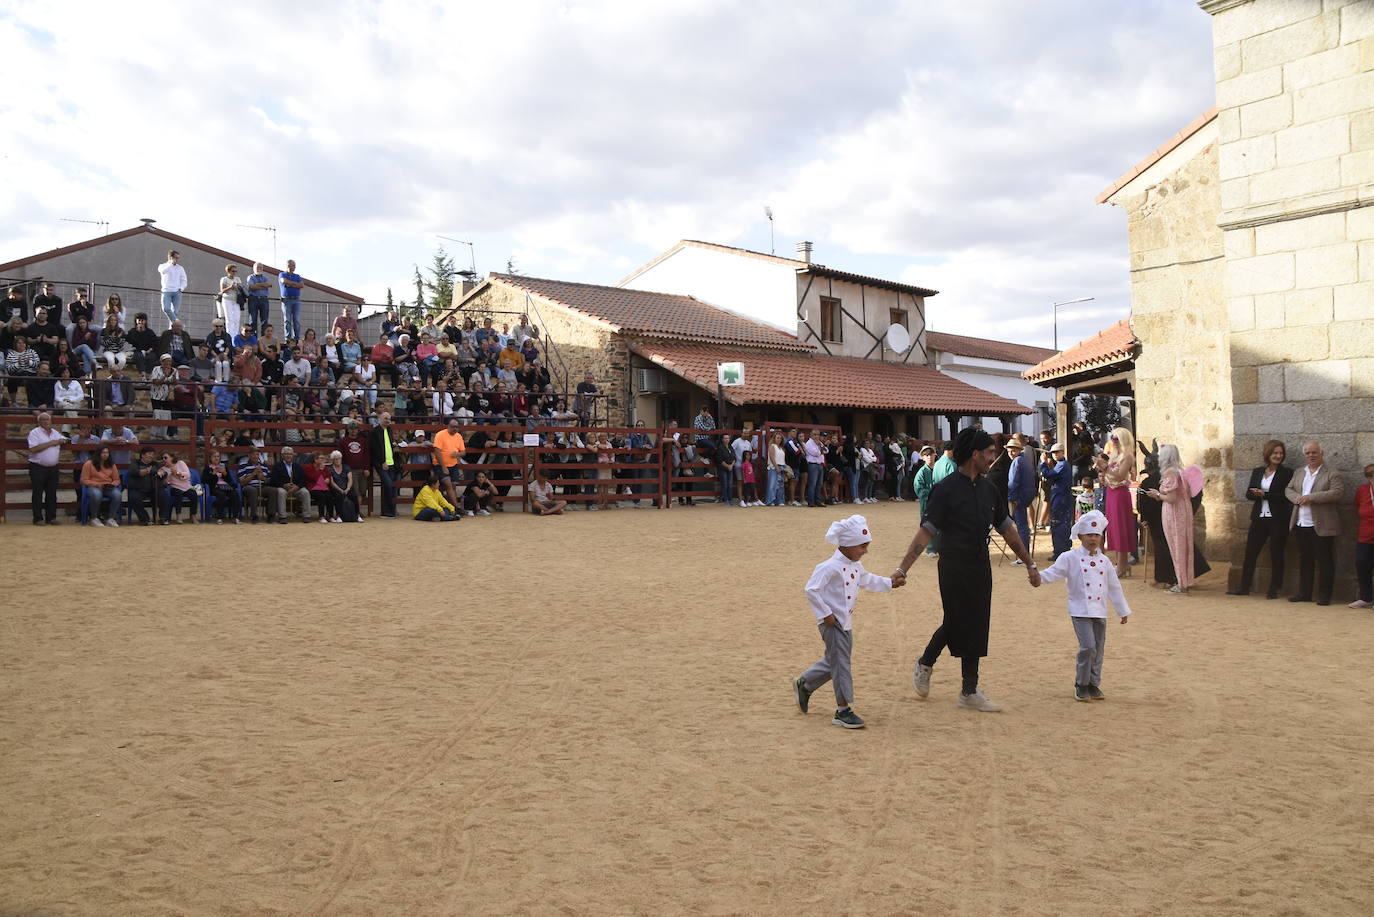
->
xmin=937 ymin=367 xmax=1051 ymax=438
xmin=620 ymin=246 xmax=797 ymax=331
xmin=795 ymin=273 xmax=928 ymax=364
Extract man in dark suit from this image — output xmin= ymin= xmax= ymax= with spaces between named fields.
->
xmin=368 ymin=411 xmax=403 ymax=518
xmin=268 ymin=445 xmax=313 ymax=523
xmin=1285 ymin=440 xmax=1344 ymax=606
xmin=1229 ymin=440 xmax=1294 ymax=598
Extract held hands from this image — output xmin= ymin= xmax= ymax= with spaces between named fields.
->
xmin=1121 ymin=615 xmax=1130 ymax=625
xmin=891 ymin=571 xmax=907 ymax=589
xmin=1028 ymin=568 xmax=1041 ymax=588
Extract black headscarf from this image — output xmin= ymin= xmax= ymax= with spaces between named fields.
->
xmin=952 ymin=427 xmax=995 ymax=465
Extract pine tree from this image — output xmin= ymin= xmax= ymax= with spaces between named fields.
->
xmin=385 ymin=287 xmax=394 ymax=308
xmin=423 ymin=246 xmax=456 ymax=313
xmin=412 ymin=266 xmax=426 ymax=314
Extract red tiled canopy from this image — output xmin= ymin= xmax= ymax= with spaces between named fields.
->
xmin=631 ymin=342 xmax=1032 ymax=415
xmin=1023 ymin=318 xmax=1137 ymax=384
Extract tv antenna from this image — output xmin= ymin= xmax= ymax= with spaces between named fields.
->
xmin=437 ymin=235 xmax=478 ymax=280
xmin=238 ymin=223 xmax=278 ymax=265
xmin=764 ymin=206 xmax=774 ymax=254
xmin=60 ymin=217 xmax=109 ymax=235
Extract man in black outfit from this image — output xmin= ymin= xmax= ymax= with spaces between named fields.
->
xmin=895 ymin=427 xmax=1039 ymax=712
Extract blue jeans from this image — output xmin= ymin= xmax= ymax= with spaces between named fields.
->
xmin=84 ymin=484 xmax=122 ymax=520
xmin=247 ymin=297 xmax=270 ymax=332
xmin=806 ymin=462 xmax=823 ymax=505
xmin=160 ymin=291 xmax=181 ymax=325
xmin=1011 ymin=502 xmax=1031 ymax=547
xmin=415 ymin=507 xmax=454 ymax=521
xmin=846 ymin=469 xmax=860 ymax=503
xmin=766 ymin=467 xmax=783 ymax=505
xmin=718 ymin=465 xmax=735 ymax=504
xmin=376 ymin=465 xmax=397 ymax=516
xmin=281 ymin=299 xmax=301 ymax=341
xmin=72 ymin=344 xmax=98 ymax=375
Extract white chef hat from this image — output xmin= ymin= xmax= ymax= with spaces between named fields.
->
xmin=1072 ymin=509 xmax=1109 ymax=538
xmin=825 ymin=514 xmax=873 ymax=547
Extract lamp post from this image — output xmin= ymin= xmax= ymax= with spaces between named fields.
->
xmin=1052 ymin=297 xmax=1094 ymax=351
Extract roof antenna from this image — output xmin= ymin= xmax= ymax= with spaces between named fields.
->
xmin=139 ymin=218 xmax=156 ymax=227
xmin=764 ymin=206 xmax=774 ymax=255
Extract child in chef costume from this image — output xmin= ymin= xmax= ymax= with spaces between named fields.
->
xmin=1036 ymin=509 xmax=1132 ymax=702
xmin=792 ymin=514 xmax=904 ymax=729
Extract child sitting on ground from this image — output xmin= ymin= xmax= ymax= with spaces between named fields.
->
xmin=793 ymin=515 xmax=905 ymax=729
xmin=1035 ymin=509 xmax=1131 ymax=702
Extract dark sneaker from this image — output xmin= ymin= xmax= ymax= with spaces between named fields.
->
xmin=1087 ymin=685 xmax=1105 ymax=700
xmin=832 ymin=708 xmax=865 ymax=729
xmin=793 ymin=677 xmax=813 ymax=714
xmin=1074 ymin=684 xmax=1091 ymax=702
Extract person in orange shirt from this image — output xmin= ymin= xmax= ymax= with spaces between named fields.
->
xmin=80 ymin=444 xmax=123 ymax=526
xmin=432 ymin=416 xmax=467 ymax=506
xmin=497 ymin=341 xmax=524 ymax=372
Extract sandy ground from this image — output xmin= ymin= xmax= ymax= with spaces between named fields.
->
xmin=3 ymin=501 xmax=1373 ymax=916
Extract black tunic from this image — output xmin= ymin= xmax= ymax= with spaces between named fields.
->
xmin=922 ymin=471 xmax=1009 ymax=658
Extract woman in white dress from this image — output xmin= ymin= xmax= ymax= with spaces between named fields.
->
xmin=219 ymin=264 xmax=245 ymax=336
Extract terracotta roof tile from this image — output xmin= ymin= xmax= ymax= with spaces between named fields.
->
xmin=488 ymin=273 xmax=811 ymax=351
xmin=1023 ymin=318 xmax=1136 ymax=384
xmin=926 ymin=332 xmax=1056 ymax=366
xmin=632 ymin=342 xmax=1032 ymax=415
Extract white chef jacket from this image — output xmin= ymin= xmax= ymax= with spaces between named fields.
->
xmin=804 ymin=549 xmax=893 ymax=631
xmin=1037 ymin=546 xmax=1131 ymax=620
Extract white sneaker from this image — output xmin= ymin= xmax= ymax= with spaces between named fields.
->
xmin=957 ymin=690 xmax=1003 ymax=713
xmin=913 ymin=662 xmax=932 ymax=698
xmin=106 ymin=519 xmax=119 ymax=527
xmin=90 ymin=518 xmax=104 ymax=527
xmin=1349 ymin=599 xmax=1373 ymax=609
xmin=319 ymin=517 xmax=329 ymax=524
xmin=478 ymin=509 xmax=491 ymax=516
xmin=465 ymin=511 xmax=475 ymax=517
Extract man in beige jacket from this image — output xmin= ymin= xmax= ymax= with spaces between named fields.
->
xmin=1286 ymin=440 xmax=1344 ymax=606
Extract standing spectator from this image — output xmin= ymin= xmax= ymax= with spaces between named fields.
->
xmin=31 ymin=282 xmax=61 ymax=321
xmin=1284 ymin=440 xmax=1344 ymax=606
xmin=26 ymin=412 xmax=65 ymax=525
xmin=766 ymin=430 xmax=788 ymax=507
xmin=574 ymin=371 xmax=598 ymax=425
xmin=80 ymin=445 xmax=123 ymax=526
xmin=1040 ymin=442 xmax=1075 ymax=562
xmin=237 ymin=448 xmax=270 ymax=522
xmin=783 ymin=428 xmax=806 ymax=506
xmin=716 ymin=437 xmax=736 ymax=507
xmin=149 ymin=353 xmax=177 ymax=433
xmin=432 ymin=416 xmax=467 ymax=508
xmin=804 ymin=429 xmax=825 ymax=508
xmin=369 ymin=411 xmax=402 ymax=518
xmin=1005 ymin=435 xmax=1037 ymax=555
xmin=126 ymin=446 xmax=161 ymax=525
xmin=278 ymin=259 xmax=304 ymax=342
xmin=1352 ymin=463 xmax=1374 ymax=609
xmin=157 ymin=250 xmax=187 ymax=327
xmin=67 ymin=287 xmax=95 ymax=326
xmin=1142 ymin=444 xmax=1195 ymax=595
xmin=245 ymin=262 xmax=273 ymax=333
xmin=338 ymin=418 xmax=371 ymax=516
xmin=219 ymin=264 xmax=245 ymax=334
xmin=1228 ymin=440 xmax=1293 ymax=598
xmin=125 ymin=313 xmax=159 ymax=378
xmin=1094 ymin=427 xmax=1138 ymax=578
xmin=912 ymin=444 xmax=937 ymax=511
xmin=5 ymin=285 xmax=29 ymax=322
xmin=740 ymin=449 xmax=760 ymax=505
xmin=269 ymin=446 xmax=312 ymax=523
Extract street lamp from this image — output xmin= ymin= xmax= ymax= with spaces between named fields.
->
xmin=1052 ymin=297 xmax=1094 ymax=351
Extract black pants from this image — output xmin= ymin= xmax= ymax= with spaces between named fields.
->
xmin=1238 ymin=516 xmax=1288 ymax=595
xmin=127 ymin=487 xmax=157 ymax=524
xmin=462 ymin=490 xmax=492 ymax=512
xmin=1355 ymin=542 xmax=1373 ymax=604
xmin=1293 ymin=525 xmax=1335 ymax=603
xmin=29 ymin=462 xmax=58 ymax=523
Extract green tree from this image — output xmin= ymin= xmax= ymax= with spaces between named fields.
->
xmin=385 ymin=287 xmax=394 ymax=308
xmin=412 ymin=266 xmax=426 ymax=314
xmin=422 ymin=246 xmax=456 ymax=314
xmin=1075 ymin=393 xmax=1124 ymax=439
xmin=505 ymin=255 xmax=521 ymax=276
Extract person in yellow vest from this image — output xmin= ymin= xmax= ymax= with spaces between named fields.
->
xmin=412 ymin=470 xmax=458 ymax=521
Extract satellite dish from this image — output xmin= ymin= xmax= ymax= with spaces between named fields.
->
xmin=884 ymin=323 xmax=911 ymax=352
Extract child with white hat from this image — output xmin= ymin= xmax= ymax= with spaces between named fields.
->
xmin=793 ymin=515 xmax=905 ymax=728
xmin=1036 ymin=510 xmax=1132 ymax=701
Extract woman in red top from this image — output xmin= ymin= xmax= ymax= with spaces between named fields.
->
xmin=1353 ymin=463 xmax=1374 ymax=609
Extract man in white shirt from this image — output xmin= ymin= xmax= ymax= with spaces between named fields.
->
xmin=1285 ymin=440 xmax=1345 ymax=606
xmin=27 ymin=411 xmax=66 ymax=525
xmin=156 ymin=250 xmax=187 ymax=328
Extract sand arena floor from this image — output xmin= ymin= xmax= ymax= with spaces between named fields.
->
xmin=3 ymin=501 xmax=1373 ymax=916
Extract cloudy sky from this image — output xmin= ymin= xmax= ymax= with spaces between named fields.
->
xmin=0 ymin=0 xmax=1216 ymax=348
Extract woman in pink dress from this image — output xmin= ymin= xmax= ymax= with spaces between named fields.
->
xmin=1094 ymin=426 xmax=1138 ymax=577
xmin=1145 ymin=444 xmax=1193 ymax=594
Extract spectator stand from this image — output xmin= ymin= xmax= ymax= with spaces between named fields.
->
xmin=527 ymin=426 xmax=661 ymax=511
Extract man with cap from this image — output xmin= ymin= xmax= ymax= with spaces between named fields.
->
xmin=1040 ymin=441 xmax=1075 ymax=561
xmin=895 ymin=427 xmax=1039 ymax=712
xmin=149 ymin=353 xmax=178 ymax=438
xmin=1006 ymin=434 xmax=1037 ymax=560
xmin=793 ymin=514 xmax=904 ymax=729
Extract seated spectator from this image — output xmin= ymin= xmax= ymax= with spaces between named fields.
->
xmin=201 ymin=449 xmax=241 ymax=524
xmin=53 ymin=338 xmax=84 ymax=379
xmin=305 ymin=450 xmax=336 ymax=523
xmin=320 ymin=334 xmax=341 ymax=374
xmin=98 ymin=315 xmax=128 ymax=371
xmin=157 ymin=320 xmax=196 ymax=366
xmin=67 ymin=287 xmax=95 ymax=326
xmin=157 ymin=450 xmax=197 ymax=524
xmin=190 ymin=343 xmax=216 ymax=382
xmin=415 ymin=333 xmax=440 ymax=385
xmin=80 ymin=445 xmax=122 ymax=526
xmin=256 ymin=323 xmax=280 ymax=357
xmin=339 ymin=329 xmax=362 ymax=373
xmin=412 ymin=470 xmax=459 ymax=521
xmin=103 ymin=364 xmax=134 ymax=415
xmin=370 ymin=333 xmax=398 ymax=386
xmin=282 ymin=348 xmax=312 ymax=384
xmin=463 ymin=470 xmax=496 ymax=516
xmin=25 ymin=308 xmax=64 ymax=363
xmin=528 ymin=467 xmax=568 ymax=516
xmin=205 ymin=317 xmax=233 ymax=355
xmin=261 ymin=345 xmax=284 ymax=386
xmin=125 ymin=313 xmax=160 ymax=377
xmin=299 ymin=328 xmax=321 ymax=363
xmin=328 ymin=450 xmax=361 ymax=523
xmin=237 ymin=448 xmax=270 ymax=523
xmin=354 ymin=354 xmax=378 ymax=408
xmin=6 ymin=336 xmax=39 ymax=401
xmin=126 ymin=446 xmax=161 ymax=525
xmin=25 ymin=360 xmax=56 ymax=410
xmin=233 ymin=324 xmax=258 ymax=350
xmin=269 ymin=446 xmax=312 ymax=523
xmin=331 ymin=304 xmax=358 ymax=343
xmin=53 ymin=367 xmax=86 ymax=417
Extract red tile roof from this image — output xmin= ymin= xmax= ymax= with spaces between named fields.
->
xmin=1096 ymin=108 xmax=1218 ymax=204
xmin=482 ymin=273 xmax=812 ymax=351
xmin=618 ymin=240 xmax=939 ymax=297
xmin=0 ymin=224 xmax=364 ymax=303
xmin=632 ymin=342 xmax=1032 ymax=415
xmin=1023 ymin=318 xmax=1137 ymax=384
xmin=926 ymin=331 xmax=1056 ymax=366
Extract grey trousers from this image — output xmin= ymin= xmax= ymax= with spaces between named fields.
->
xmin=270 ymin=486 xmax=313 ymax=520
xmin=1072 ymin=616 xmax=1107 ymax=686
xmin=800 ymin=624 xmax=853 ymax=706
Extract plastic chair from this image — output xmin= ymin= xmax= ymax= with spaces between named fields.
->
xmin=202 ymin=471 xmax=243 ymax=521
